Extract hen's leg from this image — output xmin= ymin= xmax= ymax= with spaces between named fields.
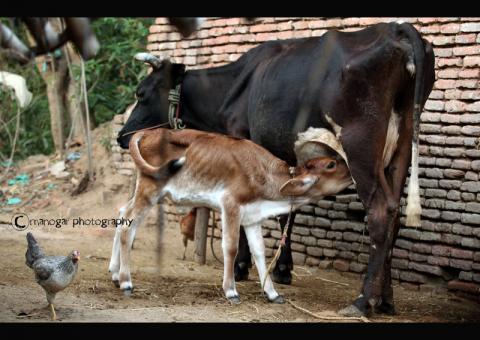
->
xmin=49 ymin=303 xmax=56 ymax=321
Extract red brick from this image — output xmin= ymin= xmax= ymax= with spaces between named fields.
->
xmin=467 ymin=102 xmax=480 ymax=112
xmin=223 ymin=44 xmax=237 ymax=54
xmin=342 ymin=18 xmax=360 ymax=26
xmin=440 ymin=23 xmax=460 ymax=34
xmin=420 ymin=24 xmax=440 ymax=34
xmin=461 ymin=90 xmax=480 ymax=100
xmin=278 ymin=21 xmax=293 ymax=31
xmin=432 ymin=36 xmax=455 ymax=46
xmin=459 ymin=69 xmax=480 ymax=78
xmin=447 ymin=280 xmax=480 ymax=294
xmin=434 ymin=48 xmax=453 ymax=57
xmin=255 ymin=32 xmax=277 ymax=42
xmin=432 ymin=245 xmax=451 ymax=256
xmin=278 ymin=31 xmax=294 ymax=40
xmin=358 ymin=18 xmax=383 ymax=26
xmin=445 ymin=100 xmax=466 ymax=112
xmin=250 ymin=23 xmax=279 ymax=33
xmin=293 ymin=21 xmax=309 ymax=30
xmin=311 ymin=30 xmax=327 ymax=37
xmin=427 ymin=255 xmax=450 ymax=266
xmin=333 ymin=259 xmax=349 ymax=272
xmin=435 ymin=79 xmax=456 ymax=89
xmin=463 ymin=56 xmax=480 ymax=67
xmin=437 ymin=58 xmax=462 ymax=67
xmin=308 ymin=21 xmax=328 ymax=29
xmin=225 ymin=18 xmax=241 ymax=26
xmin=438 ymin=69 xmax=459 ymax=79
xmin=461 ymin=23 xmax=480 ymax=32
xmin=325 ymin=18 xmax=343 ymax=27
xmin=292 ymin=30 xmax=311 ymax=38
xmin=456 ymin=79 xmax=479 ymax=89
xmin=419 ymin=18 xmax=439 ymax=24
xmin=451 ymin=248 xmax=474 ymax=259
xmin=212 ymin=19 xmax=227 ymax=27
xmin=453 ymin=46 xmax=480 ymax=56
xmin=444 ymin=89 xmax=461 ymax=99
xmin=455 ymin=34 xmax=477 ymax=44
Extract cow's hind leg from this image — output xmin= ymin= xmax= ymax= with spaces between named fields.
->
xmin=337 ymin=119 xmax=401 ymax=317
xmin=376 ymin=115 xmax=413 ymax=315
xmin=234 ymin=227 xmax=252 ymax=281
xmin=244 ymin=224 xmax=284 ymax=303
xmin=221 ymin=205 xmax=241 ymax=303
xmin=271 ymin=212 xmax=295 ymax=285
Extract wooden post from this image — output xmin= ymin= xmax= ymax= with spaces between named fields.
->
xmin=194 ymin=207 xmax=210 ymax=264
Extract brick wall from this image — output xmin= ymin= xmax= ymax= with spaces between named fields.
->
xmin=111 ymin=17 xmax=480 ymax=295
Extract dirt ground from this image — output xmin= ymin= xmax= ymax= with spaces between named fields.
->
xmin=0 ymin=124 xmax=479 ymax=323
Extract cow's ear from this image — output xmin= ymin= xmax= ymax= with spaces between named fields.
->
xmin=172 ymin=63 xmax=186 ymax=85
xmin=280 ymin=174 xmax=317 ymax=196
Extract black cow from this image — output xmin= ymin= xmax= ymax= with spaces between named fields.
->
xmin=117 ymin=22 xmax=435 ymax=317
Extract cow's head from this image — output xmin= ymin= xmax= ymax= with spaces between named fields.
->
xmin=117 ymin=53 xmax=185 ymax=149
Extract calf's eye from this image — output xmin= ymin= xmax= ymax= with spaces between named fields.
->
xmin=326 ymin=161 xmax=336 ymax=170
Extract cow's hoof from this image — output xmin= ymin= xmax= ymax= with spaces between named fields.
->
xmin=234 ymin=262 xmax=250 ymax=281
xmin=228 ymin=296 xmax=241 ymax=304
xmin=269 ymin=295 xmax=285 ymax=304
xmin=338 ymin=304 xmax=367 ymax=317
xmin=112 ymin=280 xmax=120 ymax=288
xmin=271 ymin=265 xmax=292 ymax=285
xmin=375 ymin=302 xmax=396 ymax=315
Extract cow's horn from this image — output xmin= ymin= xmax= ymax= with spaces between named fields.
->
xmin=134 ymin=52 xmax=165 ymax=69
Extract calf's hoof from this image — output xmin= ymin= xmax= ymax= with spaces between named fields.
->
xmin=227 ymin=296 xmax=241 ymax=304
xmin=112 ymin=280 xmax=120 ymax=288
xmin=271 ymin=264 xmax=292 ymax=285
xmin=234 ymin=262 xmax=250 ymax=281
xmin=120 ymin=281 xmax=134 ymax=296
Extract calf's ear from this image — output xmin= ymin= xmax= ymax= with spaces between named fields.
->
xmin=280 ymin=174 xmax=318 ymax=196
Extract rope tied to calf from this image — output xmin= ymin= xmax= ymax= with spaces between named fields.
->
xmin=261 ymin=166 xmax=296 ymax=290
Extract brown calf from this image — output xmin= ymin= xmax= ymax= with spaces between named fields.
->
xmin=108 ymin=128 xmax=352 ymax=303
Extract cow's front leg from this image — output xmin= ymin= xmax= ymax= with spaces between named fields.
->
xmin=234 ymin=227 xmax=252 ymax=281
xmin=271 ymin=212 xmax=295 ymax=285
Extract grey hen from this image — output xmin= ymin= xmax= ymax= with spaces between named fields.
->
xmin=25 ymin=232 xmax=80 ymax=320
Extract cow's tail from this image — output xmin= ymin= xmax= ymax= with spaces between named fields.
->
xmin=399 ymin=23 xmax=425 ymax=227
xmin=129 ymin=132 xmax=185 ymax=179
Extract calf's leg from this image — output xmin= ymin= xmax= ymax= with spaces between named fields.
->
xmin=244 ymin=224 xmax=284 ymax=303
xmin=220 ymin=206 xmax=241 ymax=303
xmin=234 ymin=227 xmax=252 ymax=281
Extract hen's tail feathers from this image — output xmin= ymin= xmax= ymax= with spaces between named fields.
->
xmin=25 ymin=232 xmax=45 ymax=268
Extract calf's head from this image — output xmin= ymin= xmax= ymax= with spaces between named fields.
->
xmin=280 ymin=157 xmax=352 ymax=198
xmin=117 ymin=53 xmax=185 ymax=149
